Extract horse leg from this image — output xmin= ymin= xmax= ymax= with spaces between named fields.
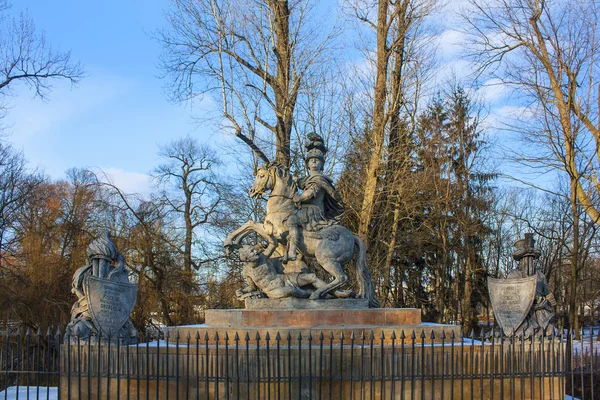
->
xmin=300 ymin=274 xmax=355 ymax=298
xmin=224 ymin=221 xmax=278 ymax=256
xmin=308 ymin=260 xmax=348 ymax=300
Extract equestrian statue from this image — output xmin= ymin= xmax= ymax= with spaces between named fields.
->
xmin=225 ymin=133 xmax=380 ymax=308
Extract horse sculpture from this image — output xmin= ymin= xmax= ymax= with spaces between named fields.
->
xmin=224 ymin=163 xmax=380 ymax=308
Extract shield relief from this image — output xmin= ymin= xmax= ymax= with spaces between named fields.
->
xmin=85 ymin=275 xmax=138 ymax=337
xmin=488 ymin=275 xmax=537 ymax=336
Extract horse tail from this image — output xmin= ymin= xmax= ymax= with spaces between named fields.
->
xmin=354 ymin=235 xmax=380 ymax=308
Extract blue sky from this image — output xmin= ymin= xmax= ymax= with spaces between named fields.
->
xmin=4 ymin=0 xmax=538 ymax=196
xmin=6 ymin=0 xmax=222 ymax=197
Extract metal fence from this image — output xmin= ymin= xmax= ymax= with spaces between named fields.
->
xmin=0 ymin=326 xmax=598 ymax=399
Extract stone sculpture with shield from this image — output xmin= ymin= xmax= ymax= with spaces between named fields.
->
xmin=225 ymin=133 xmax=380 ymax=308
xmin=488 ymin=233 xmax=556 ymax=337
xmin=66 ymin=232 xmax=139 ymax=344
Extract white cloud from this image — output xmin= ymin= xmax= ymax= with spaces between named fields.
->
xmin=482 ymin=105 xmax=534 ymax=132
xmin=437 ymin=29 xmax=467 ymax=60
xmin=101 ymin=167 xmax=152 ymax=199
xmin=471 ymin=78 xmax=510 ymax=105
xmin=435 ymin=59 xmax=477 ymax=83
xmin=6 ymin=70 xmax=132 ymax=144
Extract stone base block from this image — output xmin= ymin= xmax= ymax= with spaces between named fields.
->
xmin=164 ymin=307 xmax=460 ymax=344
xmin=204 ymin=307 xmax=421 ymax=327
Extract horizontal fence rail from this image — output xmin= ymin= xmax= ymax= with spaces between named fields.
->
xmin=0 ymin=326 xmax=598 ymax=399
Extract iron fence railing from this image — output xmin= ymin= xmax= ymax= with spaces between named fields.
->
xmin=0 ymin=326 xmax=598 ymax=399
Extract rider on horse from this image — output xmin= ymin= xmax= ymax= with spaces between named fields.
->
xmin=285 ymin=133 xmax=344 ymax=262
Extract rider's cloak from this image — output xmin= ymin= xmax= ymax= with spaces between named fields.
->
xmin=295 ymin=174 xmax=344 ymax=231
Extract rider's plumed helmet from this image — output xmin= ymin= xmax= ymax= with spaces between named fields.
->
xmin=305 ymin=133 xmax=327 ymax=166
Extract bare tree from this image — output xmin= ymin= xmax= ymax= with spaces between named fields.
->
xmin=0 ymin=141 xmax=41 ymax=268
xmin=342 ymin=0 xmax=438 ymax=241
xmin=153 ymin=137 xmax=223 ymax=323
xmin=158 ymin=0 xmax=339 ymax=168
xmin=0 ymin=3 xmax=83 ymax=117
xmin=464 ymin=0 xmax=600 ymax=225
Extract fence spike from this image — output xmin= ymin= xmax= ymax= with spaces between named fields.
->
xmin=441 ymin=330 xmax=446 ymax=340
xmin=37 ymin=327 xmax=42 ymax=337
xmin=430 ymin=330 xmax=435 ymax=340
xmin=245 ymin=332 xmax=250 ymax=341
xmin=350 ymin=331 xmax=355 ymax=340
xmin=297 ymin=332 xmax=302 ymax=341
xmin=165 ymin=329 xmax=171 ymax=339
xmin=26 ymin=327 xmax=31 ymax=337
xmin=46 ymin=327 xmax=52 ymax=338
xmin=411 ymin=330 xmax=416 ymax=340
xmin=329 ymin=331 xmax=334 ymax=340
xmin=265 ymin=332 xmax=270 ymax=341
xmin=186 ymin=332 xmax=191 ymax=341
xmin=340 ymin=331 xmax=345 ymax=341
xmin=255 ymin=332 xmax=260 ymax=341
xmin=234 ymin=332 xmax=240 ymax=342
xmin=450 ymin=330 xmax=455 ymax=340
xmin=195 ymin=331 xmax=200 ymax=340
xmin=360 ymin=331 xmax=365 ymax=341
xmin=308 ymin=332 xmax=313 ymax=341
xmin=400 ymin=330 xmax=406 ymax=340
xmin=175 ymin=330 xmax=180 ymax=340
xmin=479 ymin=327 xmax=485 ymax=339
xmin=369 ymin=330 xmax=375 ymax=341
xmin=214 ymin=332 xmax=220 ymax=342
xmin=380 ymin=331 xmax=385 ymax=340
xmin=204 ymin=331 xmax=210 ymax=341
xmin=275 ymin=332 xmax=281 ymax=341
xmin=391 ymin=331 xmax=396 ymax=340
xmin=286 ymin=332 xmax=292 ymax=341
xmin=420 ymin=330 xmax=426 ymax=339
xmin=224 ymin=332 xmax=229 ymax=341
xmin=470 ymin=329 xmax=475 ymax=339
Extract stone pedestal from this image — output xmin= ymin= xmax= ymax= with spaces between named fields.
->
xmin=164 ymin=300 xmax=459 ymax=344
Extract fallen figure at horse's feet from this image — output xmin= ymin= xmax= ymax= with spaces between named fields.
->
xmin=236 ymin=245 xmax=356 ymax=301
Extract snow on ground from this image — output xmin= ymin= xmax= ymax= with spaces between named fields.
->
xmin=0 ymin=387 xmax=58 ymax=400
xmin=564 ymin=327 xmax=600 ymax=357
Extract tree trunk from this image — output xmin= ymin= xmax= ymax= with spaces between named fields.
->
xmin=271 ymin=0 xmax=293 ymax=169
xmin=570 ymin=174 xmax=580 ymax=339
xmin=382 ymin=206 xmax=401 ymax=306
xmin=358 ymin=0 xmax=389 ymax=241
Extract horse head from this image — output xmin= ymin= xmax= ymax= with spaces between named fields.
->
xmin=249 ymin=164 xmax=276 ymax=199
xmin=249 ymin=162 xmax=297 ymax=199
